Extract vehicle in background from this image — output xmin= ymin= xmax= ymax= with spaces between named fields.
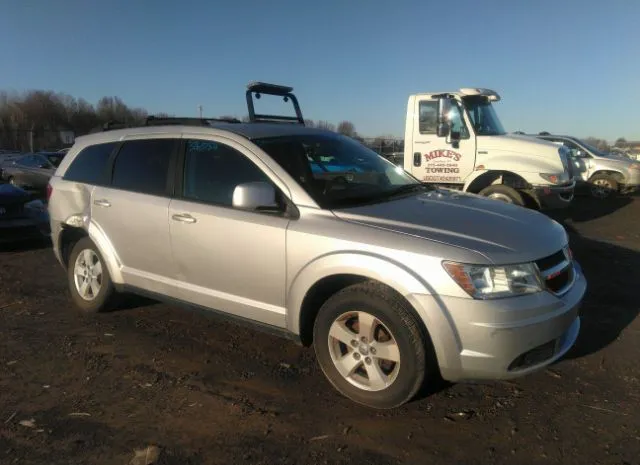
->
xmin=37 ymin=151 xmax=66 ymax=167
xmin=47 ymin=82 xmax=585 ymax=409
xmin=0 ymin=153 xmax=57 ymax=193
xmin=403 ymin=88 xmax=575 ymax=209
xmin=0 ymin=182 xmax=50 ymax=244
xmin=536 ymin=134 xmax=640 ymax=199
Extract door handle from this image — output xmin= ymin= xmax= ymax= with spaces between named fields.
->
xmin=171 ymin=213 xmax=197 ymax=224
xmin=94 ymin=199 xmax=111 ymax=207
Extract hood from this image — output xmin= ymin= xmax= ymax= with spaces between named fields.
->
xmin=333 ymin=189 xmax=568 ymax=264
xmin=477 ymin=134 xmax=560 ymax=157
xmin=595 ymin=153 xmax=637 ymax=167
xmin=0 ymin=183 xmax=29 ymax=204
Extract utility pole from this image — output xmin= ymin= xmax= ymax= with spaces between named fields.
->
xmin=198 ymin=105 xmax=203 ymax=118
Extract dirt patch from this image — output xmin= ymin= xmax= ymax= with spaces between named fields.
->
xmin=1 ymin=197 xmax=639 ymax=464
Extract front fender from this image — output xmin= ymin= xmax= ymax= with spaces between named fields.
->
xmin=286 ymin=252 xmax=460 ymax=371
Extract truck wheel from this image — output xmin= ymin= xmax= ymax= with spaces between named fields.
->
xmin=478 ymin=185 xmax=524 ymax=206
xmin=313 ymin=281 xmax=428 ymax=409
xmin=588 ymin=174 xmax=618 ymax=199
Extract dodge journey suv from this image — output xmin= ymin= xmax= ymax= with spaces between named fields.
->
xmin=47 ymin=83 xmax=586 ymax=408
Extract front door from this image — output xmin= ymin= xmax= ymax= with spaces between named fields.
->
xmin=409 ymin=97 xmax=476 ymax=185
xmin=169 ymin=137 xmax=289 ymax=327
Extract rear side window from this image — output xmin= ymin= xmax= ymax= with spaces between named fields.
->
xmin=64 ymin=142 xmax=116 ymax=184
xmin=111 ymin=139 xmax=175 ymax=196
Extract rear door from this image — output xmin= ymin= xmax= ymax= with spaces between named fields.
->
xmin=91 ymin=136 xmax=179 ymax=293
xmin=410 ymin=97 xmax=476 ymax=185
xmin=168 ymin=137 xmax=289 ymax=327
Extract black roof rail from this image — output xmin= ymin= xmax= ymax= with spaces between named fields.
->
xmin=145 ymin=115 xmax=241 ymax=126
xmin=246 ymin=81 xmax=304 ymax=125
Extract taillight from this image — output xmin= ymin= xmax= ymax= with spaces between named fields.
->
xmin=46 ymin=183 xmax=53 ymax=202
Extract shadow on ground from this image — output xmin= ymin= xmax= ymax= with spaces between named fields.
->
xmin=549 ymin=195 xmax=633 ymax=223
xmin=557 ymin=219 xmax=639 ymax=360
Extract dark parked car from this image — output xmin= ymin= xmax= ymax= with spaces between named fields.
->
xmin=0 ymin=153 xmax=57 ymax=191
xmin=0 ymin=182 xmax=50 ymax=244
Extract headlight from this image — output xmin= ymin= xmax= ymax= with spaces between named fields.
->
xmin=443 ymin=261 xmax=543 ymax=299
xmin=24 ymin=199 xmax=46 ymax=213
xmin=539 ymin=172 xmax=568 ymax=184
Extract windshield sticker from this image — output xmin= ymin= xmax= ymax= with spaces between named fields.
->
xmin=187 ymin=140 xmax=218 ymax=152
xmin=423 ymin=149 xmax=463 ymax=183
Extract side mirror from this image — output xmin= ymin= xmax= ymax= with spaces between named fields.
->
xmin=437 ymin=97 xmax=452 ymax=138
xmin=232 ymin=182 xmax=278 ymax=211
xmin=437 ymin=122 xmax=450 ymax=138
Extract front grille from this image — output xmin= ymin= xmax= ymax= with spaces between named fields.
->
xmin=535 ymin=248 xmax=574 ymax=295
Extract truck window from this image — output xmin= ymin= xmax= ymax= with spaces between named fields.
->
xmin=419 ymin=101 xmax=438 ymax=134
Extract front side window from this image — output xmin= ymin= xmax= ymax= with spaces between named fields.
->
xmin=64 ymin=142 xmax=117 ymax=184
xmin=255 ymin=133 xmax=424 ymax=209
xmin=462 ymin=96 xmax=506 ymax=136
xmin=182 ymin=139 xmax=272 ymax=207
xmin=418 ymin=101 xmax=438 ymax=134
xmin=111 ymin=139 xmax=175 ymax=196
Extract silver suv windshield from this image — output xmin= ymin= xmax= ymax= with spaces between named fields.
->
xmin=462 ymin=96 xmax=507 ymax=136
xmin=578 ymin=139 xmax=610 ymax=157
xmin=255 ymin=133 xmax=426 ymax=209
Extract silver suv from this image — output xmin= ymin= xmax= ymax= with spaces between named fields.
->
xmin=48 ymin=83 xmax=586 ymax=408
xmin=536 ymin=134 xmax=640 ymax=198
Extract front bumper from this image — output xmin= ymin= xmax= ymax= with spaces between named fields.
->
xmin=530 ymin=181 xmax=575 ymax=209
xmin=0 ymin=217 xmax=51 ymax=244
xmin=410 ymin=261 xmax=586 ymax=382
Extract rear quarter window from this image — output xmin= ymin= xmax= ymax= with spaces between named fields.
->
xmin=63 ymin=142 xmax=117 ymax=184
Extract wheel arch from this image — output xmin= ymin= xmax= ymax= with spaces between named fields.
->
xmin=464 ymin=169 xmax=531 ymax=194
xmin=287 ymin=252 xmax=455 ymax=373
xmin=58 ymin=218 xmax=123 ymax=284
xmin=589 ymin=170 xmax=626 ymax=184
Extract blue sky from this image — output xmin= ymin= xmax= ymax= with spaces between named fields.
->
xmin=0 ymin=0 xmax=638 ymax=140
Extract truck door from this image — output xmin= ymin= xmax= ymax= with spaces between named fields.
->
xmin=410 ymin=98 xmax=476 ymax=185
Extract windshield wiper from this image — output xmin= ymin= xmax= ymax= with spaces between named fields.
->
xmin=384 ymin=183 xmax=433 ymax=199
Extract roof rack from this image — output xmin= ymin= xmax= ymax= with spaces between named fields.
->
xmin=95 ymin=115 xmax=242 ymax=132
xmin=246 ymin=81 xmax=305 ymax=125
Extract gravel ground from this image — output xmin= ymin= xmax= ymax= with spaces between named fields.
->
xmin=0 ymin=196 xmax=639 ymax=465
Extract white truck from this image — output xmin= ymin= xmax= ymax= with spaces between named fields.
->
xmin=402 ymin=88 xmax=575 ymax=209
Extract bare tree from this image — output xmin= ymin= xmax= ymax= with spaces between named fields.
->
xmin=0 ymin=89 xmax=155 ymax=151
xmin=584 ymin=137 xmax=610 ymax=152
xmin=615 ymin=137 xmax=627 ymax=148
xmin=337 ymin=121 xmax=357 ymax=138
xmin=316 ymin=120 xmax=336 ymax=132
xmin=304 ymin=119 xmax=315 ymax=128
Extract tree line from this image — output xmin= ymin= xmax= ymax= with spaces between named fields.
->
xmin=0 ymin=89 xmax=629 ymax=155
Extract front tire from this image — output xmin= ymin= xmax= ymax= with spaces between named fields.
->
xmin=588 ymin=174 xmax=618 ymax=199
xmin=313 ymin=282 xmax=428 ymax=409
xmin=478 ymin=184 xmax=525 ymax=206
xmin=67 ymin=237 xmax=115 ymax=313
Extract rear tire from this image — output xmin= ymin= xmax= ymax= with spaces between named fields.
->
xmin=313 ymin=281 xmax=428 ymax=409
xmin=67 ymin=237 xmax=116 ymax=313
xmin=478 ymin=184 xmax=525 ymax=206
xmin=588 ymin=174 xmax=618 ymax=199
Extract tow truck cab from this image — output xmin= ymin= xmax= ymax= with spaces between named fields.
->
xmin=403 ymin=88 xmax=575 ymax=209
